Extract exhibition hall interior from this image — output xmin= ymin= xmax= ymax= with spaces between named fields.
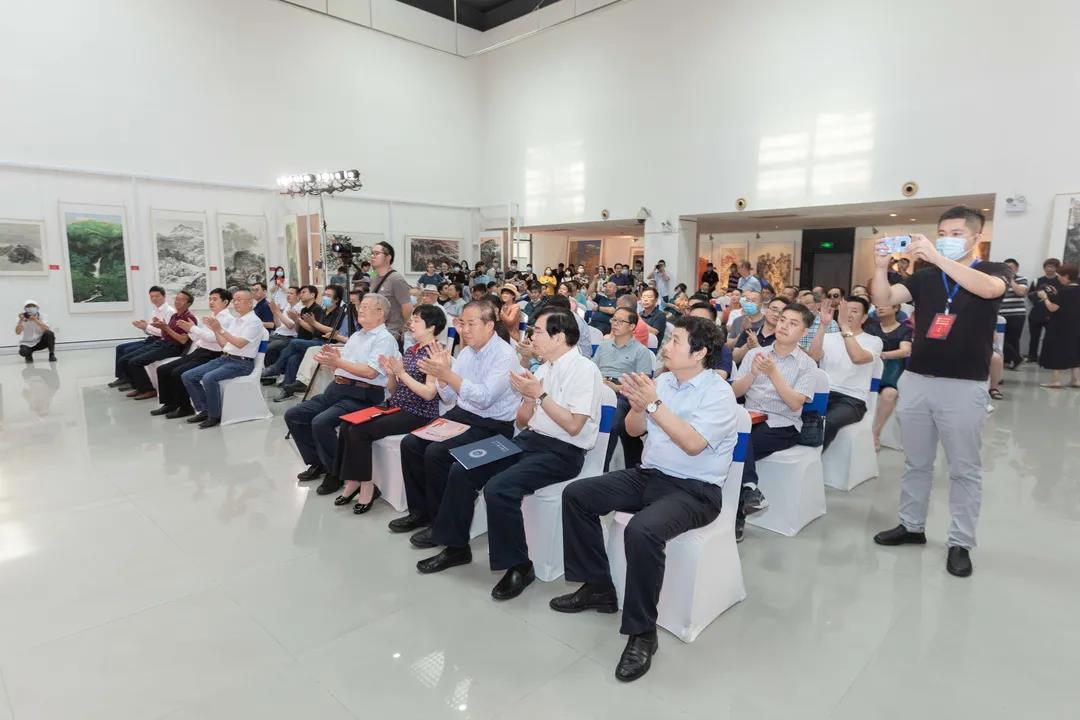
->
xmin=2 ymin=0 xmax=1079 ymax=718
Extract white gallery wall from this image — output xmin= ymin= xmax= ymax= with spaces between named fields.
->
xmin=478 ymin=0 xmax=1080 ymax=282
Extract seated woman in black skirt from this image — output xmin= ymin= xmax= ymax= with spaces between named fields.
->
xmin=332 ymin=304 xmax=445 ymax=513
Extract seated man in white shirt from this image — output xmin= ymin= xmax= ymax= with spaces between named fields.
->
xmin=265 ymin=285 xmax=302 ymax=367
xmin=286 ymin=293 xmax=400 ymax=490
xmin=414 ymin=307 xmax=602 ymax=592
xmin=807 ymin=295 xmax=882 ymax=449
xmin=731 ymin=303 xmax=818 ymax=541
xmin=109 ymin=286 xmax=174 ymax=388
xmin=179 ymin=289 xmax=266 ymax=429
xmin=551 ymin=316 xmax=738 ymax=683
xmin=152 ymin=288 xmax=233 ymax=419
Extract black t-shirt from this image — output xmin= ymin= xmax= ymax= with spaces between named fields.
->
xmin=701 ymin=270 xmax=719 ymax=288
xmin=902 ymin=262 xmax=1012 ymax=381
xmin=297 ymin=303 xmax=324 ymax=340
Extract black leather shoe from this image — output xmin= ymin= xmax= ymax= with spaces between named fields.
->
xmin=150 ymin=405 xmax=177 ymax=416
xmin=315 ymin=475 xmax=342 ymax=495
xmin=296 ymin=464 xmax=325 ymax=481
xmin=48 ymin=354 xmax=57 ymax=362
xmin=873 ymin=524 xmax=927 ymax=546
xmin=108 ymin=378 xmax=129 ymax=388
xmin=416 ymin=546 xmax=472 ymax=574
xmin=352 ymin=486 xmax=382 ymax=514
xmin=388 ymin=512 xmax=431 ymax=534
xmin=334 ymin=484 xmax=363 ymax=506
xmin=273 ymin=388 xmax=295 ymax=403
xmin=946 ymin=546 xmax=973 ymax=577
xmin=615 ymin=633 xmax=658 ymax=682
xmin=198 ymin=418 xmax=221 ymax=429
xmin=165 ymin=407 xmax=195 ymax=419
xmin=186 ymin=411 xmax=208 ymax=424
xmin=549 ymin=583 xmax=619 ymax=614
xmin=410 ymin=527 xmax=437 ymax=549
xmin=260 ymin=376 xmax=278 ymax=386
xmin=115 ymin=383 xmax=133 ymax=392
xmin=491 ymin=563 xmax=535 ymax=601
xmin=286 ymin=382 xmax=308 ymax=394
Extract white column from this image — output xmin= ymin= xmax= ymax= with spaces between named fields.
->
xmin=644 ymin=214 xmax=698 ymax=293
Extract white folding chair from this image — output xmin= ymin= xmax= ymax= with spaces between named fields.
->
xmin=608 ymin=407 xmax=750 ymax=642
xmin=220 ymin=330 xmax=273 ymax=426
xmin=519 ymin=385 xmax=616 ymax=582
xmin=145 ymin=340 xmax=196 ymax=393
xmin=646 ymin=333 xmax=658 ymax=353
xmin=747 ymin=369 xmax=829 ymax=536
xmin=519 ymin=312 xmax=529 ymax=342
xmin=587 ymin=326 xmax=604 ymax=357
xmin=823 ymin=358 xmax=882 ymax=491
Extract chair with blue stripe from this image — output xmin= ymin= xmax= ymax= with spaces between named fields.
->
xmin=587 ymin=325 xmax=604 ymax=357
xmin=747 ymin=368 xmax=829 ymax=536
xmin=823 ymin=357 xmax=883 ymax=491
xmin=519 ymin=313 xmax=529 ymax=342
xmin=607 ymin=407 xmax=750 ymax=643
xmin=220 ymin=329 xmax=273 ymax=426
xmin=519 ymin=384 xmax=619 ymax=582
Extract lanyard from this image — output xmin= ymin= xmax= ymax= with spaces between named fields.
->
xmin=941 ymin=260 xmax=980 ymax=315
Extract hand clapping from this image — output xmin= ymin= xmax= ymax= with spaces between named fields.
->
xmin=418 ymin=342 xmax=452 ymax=379
xmin=177 ymin=319 xmax=194 ymax=331
xmin=751 ymin=353 xmax=775 ymax=378
xmin=618 ymin=372 xmax=658 ymax=413
xmin=508 ymin=369 xmax=543 ymax=399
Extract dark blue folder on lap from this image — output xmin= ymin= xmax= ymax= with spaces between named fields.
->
xmin=450 ymin=436 xmax=522 ymax=470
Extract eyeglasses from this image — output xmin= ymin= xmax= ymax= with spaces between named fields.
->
xmin=610 ymin=318 xmax=632 ymax=326
xmin=371 ymin=250 xmax=388 ymax=257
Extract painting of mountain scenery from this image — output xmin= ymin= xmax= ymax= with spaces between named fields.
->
xmin=60 ymin=205 xmax=132 ymax=311
xmin=408 ymin=236 xmax=461 ymax=274
xmin=0 ymin=220 xmax=46 ymax=275
xmin=219 ymin=214 xmax=267 ymax=288
xmin=152 ymin=210 xmax=208 ymax=303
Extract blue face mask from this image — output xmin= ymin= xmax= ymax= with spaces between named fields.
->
xmin=741 ymin=300 xmax=759 ymax=315
xmin=321 ymin=296 xmax=332 ymax=308
xmin=936 ymin=236 xmax=970 ymax=261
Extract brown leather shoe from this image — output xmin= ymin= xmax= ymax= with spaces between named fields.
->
xmin=132 ymin=391 xmax=157 ymax=400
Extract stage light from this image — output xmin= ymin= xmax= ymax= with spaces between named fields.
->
xmin=276 ymin=169 xmax=363 ymax=197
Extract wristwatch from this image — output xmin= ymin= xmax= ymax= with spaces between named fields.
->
xmin=535 ymin=392 xmax=548 ymax=407
xmin=842 ymin=331 xmax=855 ymax=338
xmin=645 ymin=399 xmax=663 ymax=415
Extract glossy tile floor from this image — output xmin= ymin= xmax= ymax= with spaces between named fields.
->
xmin=0 ymin=349 xmax=1077 ymax=720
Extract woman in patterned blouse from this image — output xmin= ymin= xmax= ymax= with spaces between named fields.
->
xmin=332 ymin=305 xmax=446 ymax=513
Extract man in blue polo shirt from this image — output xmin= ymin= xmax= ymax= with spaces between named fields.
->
xmin=590 ymin=280 xmax=618 ymax=335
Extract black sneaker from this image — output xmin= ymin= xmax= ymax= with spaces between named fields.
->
xmin=740 ymin=485 xmax=768 ymax=516
xmin=873 ymin=524 xmax=927 ymax=546
xmin=735 ymin=515 xmax=745 ymax=543
xmin=273 ymin=388 xmax=295 ymax=403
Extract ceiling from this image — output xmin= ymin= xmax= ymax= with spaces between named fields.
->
xmin=521 ymin=218 xmax=645 ymax=237
xmin=394 ymin=0 xmax=564 ymax=31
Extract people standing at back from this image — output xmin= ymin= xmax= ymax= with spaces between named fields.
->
xmin=1035 ymin=263 xmax=1080 ymax=388
xmin=369 ymin=241 xmax=414 ymax=345
xmin=998 ymin=258 xmax=1029 ymax=370
xmin=737 ymin=261 xmax=762 ymax=293
xmin=1026 ymin=258 xmax=1061 ymax=363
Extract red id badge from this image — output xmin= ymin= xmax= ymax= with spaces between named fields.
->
xmin=926 ymin=313 xmax=956 ymax=340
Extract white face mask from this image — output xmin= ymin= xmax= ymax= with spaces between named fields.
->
xmin=936 ymin=236 xmax=970 ymax=261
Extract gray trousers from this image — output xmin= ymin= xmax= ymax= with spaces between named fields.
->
xmin=895 ymin=372 xmax=988 ymax=549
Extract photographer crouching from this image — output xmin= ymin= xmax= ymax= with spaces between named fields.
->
xmin=15 ymin=300 xmax=57 ymax=363
xmin=870 ymin=207 xmax=1010 ymax=578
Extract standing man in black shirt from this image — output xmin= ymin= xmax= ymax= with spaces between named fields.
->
xmin=700 ymin=263 xmax=719 ymax=293
xmin=869 ymin=206 xmax=1011 ymax=578
xmin=1026 ymin=258 xmax=1061 ymax=363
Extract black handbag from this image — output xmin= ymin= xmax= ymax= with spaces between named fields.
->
xmin=797 ymin=410 xmax=825 ymax=447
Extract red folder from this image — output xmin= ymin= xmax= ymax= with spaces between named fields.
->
xmin=749 ymin=411 xmax=768 ymax=425
xmin=340 ymin=406 xmax=400 ymax=425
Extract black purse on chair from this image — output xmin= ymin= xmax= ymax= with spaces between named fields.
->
xmin=797 ymin=409 xmax=825 ymax=447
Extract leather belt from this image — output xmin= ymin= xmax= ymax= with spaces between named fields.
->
xmin=223 ymin=353 xmax=254 ymax=361
xmin=334 ymin=376 xmax=373 ymax=388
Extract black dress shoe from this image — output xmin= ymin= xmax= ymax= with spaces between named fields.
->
xmin=296 ymin=464 xmax=325 ymax=481
xmin=260 ymin=376 xmax=278 ymax=386
xmin=615 ymin=632 xmax=658 ymax=683
xmin=286 ymin=381 xmax=308 ymax=394
xmin=416 ymin=546 xmax=472 ymax=574
xmin=410 ymin=527 xmax=437 ymax=549
xmin=315 ymin=474 xmax=343 ymax=495
xmin=150 ymin=405 xmax=178 ymax=416
xmin=352 ymin=486 xmax=382 ymax=514
xmin=549 ymin=583 xmax=619 ymax=614
xmin=946 ymin=546 xmax=973 ymax=577
xmin=107 ymin=378 xmax=129 ymax=388
xmin=198 ymin=417 xmax=221 ymax=429
xmin=48 ymin=354 xmax=57 ymax=362
xmin=334 ymin=484 xmax=364 ymax=506
xmin=492 ymin=563 xmax=535 ymax=601
xmin=873 ymin=524 xmax=927 ymax=546
xmin=388 ymin=512 xmax=431 ymax=534
xmin=273 ymin=388 xmax=296 ymax=403
xmin=116 ymin=383 xmax=133 ymax=392
xmin=165 ymin=407 xmax=195 ymax=419
xmin=186 ymin=411 xmax=208 ymax=424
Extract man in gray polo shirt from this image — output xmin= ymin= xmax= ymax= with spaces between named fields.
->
xmin=592 ymin=307 xmax=655 ymax=472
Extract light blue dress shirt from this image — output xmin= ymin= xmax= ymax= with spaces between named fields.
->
xmin=335 ymin=323 xmax=400 ymax=385
xmin=437 ymin=334 xmax=522 ymax=421
xmin=641 ymin=369 xmax=739 ymax=486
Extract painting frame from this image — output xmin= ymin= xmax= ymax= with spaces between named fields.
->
xmin=0 ymin=218 xmax=48 ymax=276
xmin=1048 ymin=192 xmax=1080 ymax=267
xmin=474 ymin=234 xmax=505 ymax=274
xmin=407 ymin=235 xmax=462 ymax=275
xmin=150 ymin=208 xmax=210 ymax=308
xmin=217 ymin=212 xmax=268 ymax=289
xmin=750 ymin=241 xmax=795 ymax=291
xmin=566 ymin=238 xmax=603 ymax=271
xmin=714 ymin=242 xmax=749 ymax=290
xmin=58 ymin=202 xmax=134 ymax=313
xmin=283 ymin=215 xmax=301 ymax=286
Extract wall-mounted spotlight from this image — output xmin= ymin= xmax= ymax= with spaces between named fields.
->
xmin=276 ymin=170 xmax=363 ymax=197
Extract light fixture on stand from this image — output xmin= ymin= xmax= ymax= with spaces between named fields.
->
xmin=276 ymin=170 xmax=365 ymax=277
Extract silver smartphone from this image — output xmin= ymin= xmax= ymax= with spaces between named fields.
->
xmin=879 ymin=235 xmax=911 ymax=254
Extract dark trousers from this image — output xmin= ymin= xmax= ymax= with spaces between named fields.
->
xmin=157 ymin=348 xmax=221 ymax=410
xmin=334 ymin=410 xmax=431 ymax=481
xmin=1028 ymin=310 xmax=1049 ymax=360
xmin=19 ymin=331 xmax=56 ymax=358
xmin=740 ymin=422 xmax=800 ymax=521
xmin=284 ymin=382 xmax=384 ymax=470
xmin=267 ymin=338 xmax=323 ymax=384
xmin=114 ymin=338 xmax=151 ymax=378
xmin=562 ymin=467 xmax=723 ymax=635
xmin=400 ymin=407 xmax=514 ymax=528
xmin=1003 ymin=314 xmax=1025 ymax=365
xmin=128 ymin=342 xmax=186 ymax=392
xmin=119 ymin=340 xmax=170 ymax=382
xmin=264 ymin=334 xmax=294 ymax=368
xmin=475 ymin=431 xmax=585 ymax=567
xmin=823 ymin=392 xmax=867 ymax=450
xmin=604 ymin=395 xmax=643 ymax=472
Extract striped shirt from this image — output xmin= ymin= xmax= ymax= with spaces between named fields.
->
xmin=437 ymin=334 xmax=522 ymax=422
xmin=1000 ymin=274 xmax=1029 ymax=316
xmin=735 ymin=345 xmax=818 ymax=430
xmin=799 ymin=316 xmax=840 ymax=350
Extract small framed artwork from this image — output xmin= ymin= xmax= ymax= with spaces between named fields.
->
xmin=750 ymin=241 xmax=795 ymax=290
xmin=0 ymin=219 xmax=48 ymax=276
xmin=58 ymin=202 xmax=134 ymax=312
xmin=217 ymin=213 xmax=268 ymax=288
xmin=151 ymin=209 xmax=209 ymax=307
xmin=1049 ymin=193 xmax=1080 ymax=266
xmin=408 ymin=236 xmax=462 ymax=274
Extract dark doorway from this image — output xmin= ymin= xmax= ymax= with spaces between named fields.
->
xmin=801 ymin=228 xmax=854 ymax=291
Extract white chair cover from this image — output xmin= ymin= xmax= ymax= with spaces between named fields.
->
xmin=220 ymin=330 xmax=273 ymax=426
xmin=587 ymin=326 xmax=603 ymax=357
xmin=823 ymin=357 xmax=882 ymax=491
xmin=144 ymin=340 xmax=197 ymax=393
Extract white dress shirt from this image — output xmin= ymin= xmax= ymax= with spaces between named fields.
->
xmin=19 ymin=312 xmax=49 ymax=346
xmin=820 ymin=332 xmax=882 ymax=402
xmin=187 ymin=310 xmax=234 ymax=352
xmin=437 ymin=334 xmax=522 ymax=422
xmin=335 ymin=323 xmax=400 ymax=385
xmin=529 ymin=349 xmax=603 ymax=449
xmin=146 ymin=303 xmax=176 ymax=337
xmin=641 ymin=369 xmax=739 ymax=486
xmin=273 ymin=302 xmax=303 ymax=338
xmin=223 ymin=311 xmax=265 ymax=358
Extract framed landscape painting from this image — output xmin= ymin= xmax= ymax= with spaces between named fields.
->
xmin=59 ymin=203 xmax=133 ymax=312
xmin=151 ymin=209 xmax=209 ymax=306
xmin=284 ymin=215 xmax=301 ymax=286
xmin=1049 ymin=193 xmax=1080 ymax=267
xmin=751 ymin=241 xmax=795 ymax=290
xmin=408 ymin=236 xmax=461 ymax=274
xmin=218 ymin=213 xmax=268 ymax=288
xmin=567 ymin=238 xmax=602 ymax=271
xmin=0 ymin=219 xmax=47 ymax=275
